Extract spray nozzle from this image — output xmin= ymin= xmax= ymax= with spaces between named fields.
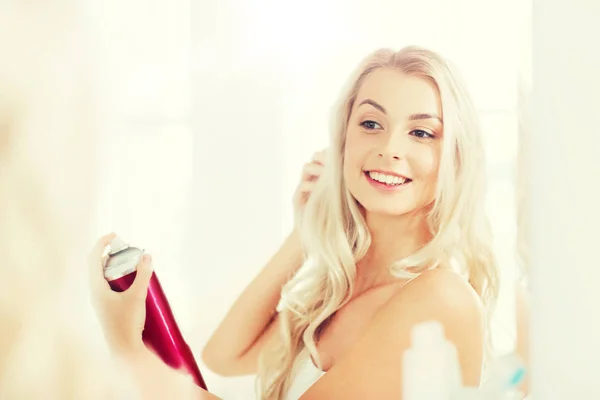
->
xmin=109 ymin=236 xmax=129 ymax=255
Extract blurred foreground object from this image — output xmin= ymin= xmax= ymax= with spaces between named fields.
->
xmin=0 ymin=1 xmax=138 ymax=399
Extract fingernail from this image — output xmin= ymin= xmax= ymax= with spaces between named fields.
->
xmin=143 ymin=254 xmax=152 ymax=263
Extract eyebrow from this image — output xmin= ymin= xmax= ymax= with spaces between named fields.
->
xmin=358 ymin=99 xmax=443 ymax=123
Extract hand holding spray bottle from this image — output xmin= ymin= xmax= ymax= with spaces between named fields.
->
xmin=103 ymin=236 xmax=208 ymax=390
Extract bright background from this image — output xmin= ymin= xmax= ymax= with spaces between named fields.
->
xmin=85 ymin=1 xmax=530 ymax=398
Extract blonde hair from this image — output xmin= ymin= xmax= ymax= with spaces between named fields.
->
xmin=257 ymin=46 xmax=500 ymax=399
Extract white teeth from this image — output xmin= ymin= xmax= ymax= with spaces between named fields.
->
xmin=368 ymin=171 xmax=407 ymax=185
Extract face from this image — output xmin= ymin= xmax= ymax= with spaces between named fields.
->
xmin=343 ymin=68 xmax=443 ymax=217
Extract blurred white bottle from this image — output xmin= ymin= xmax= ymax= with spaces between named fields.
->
xmin=403 ymin=321 xmax=527 ymax=400
xmin=402 ymin=321 xmax=462 ymax=400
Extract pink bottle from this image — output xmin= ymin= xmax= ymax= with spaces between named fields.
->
xmin=103 ymin=236 xmax=207 ymax=390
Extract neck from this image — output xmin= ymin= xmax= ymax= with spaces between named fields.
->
xmin=355 ymin=209 xmax=432 ymax=290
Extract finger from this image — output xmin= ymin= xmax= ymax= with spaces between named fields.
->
xmin=312 ymin=149 xmax=327 ymax=165
xmin=88 ymin=232 xmax=116 ymax=264
xmin=301 ymin=162 xmax=323 ymax=181
xmin=296 ymin=180 xmax=317 ymax=196
xmin=294 ymin=181 xmax=315 ymax=206
xmin=298 ymin=190 xmax=313 ymax=206
xmin=87 ymin=232 xmax=116 ymax=292
xmin=129 ymin=254 xmax=154 ymax=300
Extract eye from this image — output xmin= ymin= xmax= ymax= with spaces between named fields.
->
xmin=360 ymin=120 xmax=382 ymax=131
xmin=410 ymin=129 xmax=435 ymax=139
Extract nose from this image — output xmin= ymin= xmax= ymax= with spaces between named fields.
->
xmin=376 ymin=130 xmax=408 ymax=161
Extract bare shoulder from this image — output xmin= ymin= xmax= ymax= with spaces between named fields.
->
xmin=379 ymin=267 xmax=486 ymax=361
xmin=300 ymin=268 xmax=487 ymax=399
xmin=392 ymin=267 xmax=485 ymax=318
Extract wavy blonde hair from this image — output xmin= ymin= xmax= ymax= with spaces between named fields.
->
xmin=257 ymin=46 xmax=499 ymax=399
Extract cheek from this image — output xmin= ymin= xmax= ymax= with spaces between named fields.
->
xmin=412 ymin=146 xmax=440 ymax=182
xmin=342 ymin=142 xmax=356 ymax=184
xmin=343 ymin=131 xmax=365 ymax=172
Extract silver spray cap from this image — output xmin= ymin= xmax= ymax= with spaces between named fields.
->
xmin=104 ymin=236 xmax=144 ymax=280
xmin=109 ymin=236 xmax=130 ymax=255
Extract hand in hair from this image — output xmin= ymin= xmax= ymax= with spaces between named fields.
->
xmin=202 ymin=151 xmax=326 ymax=377
xmin=293 ymin=149 xmax=326 ymax=228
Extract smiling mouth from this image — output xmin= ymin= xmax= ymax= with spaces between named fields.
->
xmin=364 ymin=171 xmax=412 ymax=187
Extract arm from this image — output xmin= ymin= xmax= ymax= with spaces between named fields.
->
xmin=300 ymin=268 xmax=485 ymax=399
xmin=201 ymin=231 xmax=304 ymax=376
xmin=202 ymin=151 xmax=325 ymax=376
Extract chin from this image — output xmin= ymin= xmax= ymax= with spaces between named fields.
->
xmin=361 ymin=202 xmax=417 ymax=218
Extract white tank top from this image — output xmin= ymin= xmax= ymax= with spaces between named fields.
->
xmin=284 ymin=349 xmax=326 ymax=400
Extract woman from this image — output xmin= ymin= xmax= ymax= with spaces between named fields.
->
xmin=91 ymin=46 xmax=499 ymax=399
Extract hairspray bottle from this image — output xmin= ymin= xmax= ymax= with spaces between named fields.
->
xmin=103 ymin=236 xmax=208 ymax=390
